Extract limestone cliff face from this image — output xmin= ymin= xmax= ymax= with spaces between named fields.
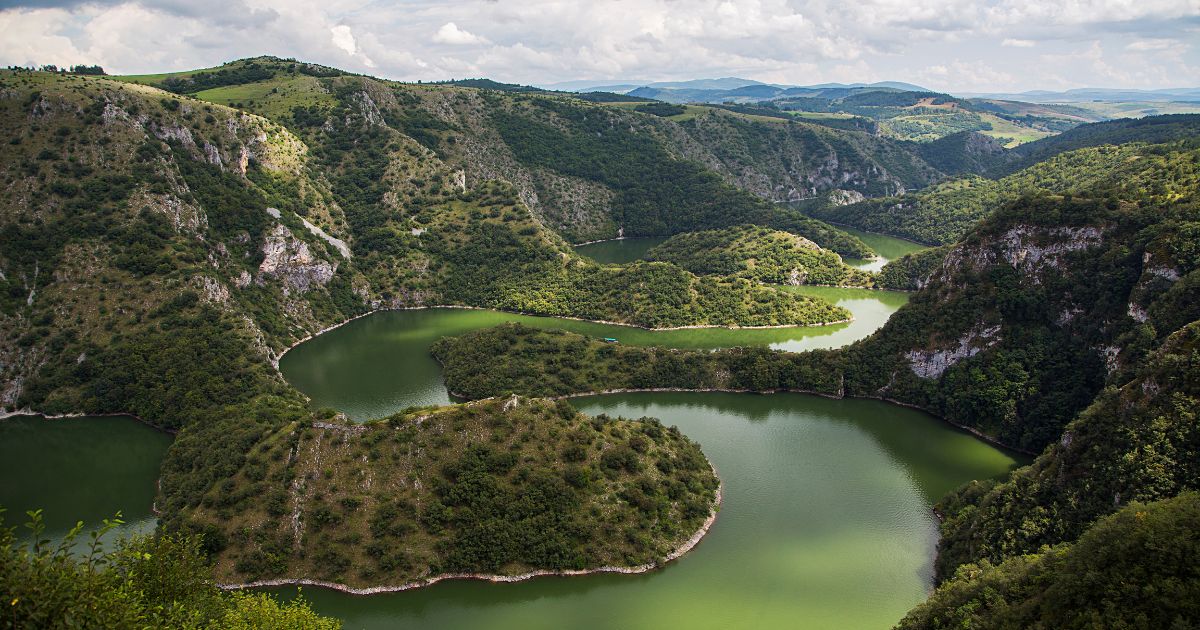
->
xmin=852 ymin=195 xmax=1196 ymax=452
xmin=931 ymin=224 xmax=1107 ymax=286
xmin=827 ymin=189 xmax=866 ymax=206
xmin=0 ymin=74 xmax=362 ymax=411
xmin=424 ymin=89 xmax=941 ymax=242
xmin=258 ymin=223 xmax=337 ymax=294
xmin=905 ymin=324 xmax=1001 ymax=379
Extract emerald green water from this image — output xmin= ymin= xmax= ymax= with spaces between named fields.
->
xmin=0 ymin=415 xmax=172 ymax=547
xmin=839 ymin=227 xmax=929 ymax=272
xmin=274 ymin=393 xmax=1018 ymax=630
xmin=1 ymin=285 xmax=1020 ymax=629
xmin=280 ymin=287 xmax=908 ymax=422
xmin=275 ymin=291 xmax=1023 ymax=629
xmin=573 ymin=237 xmax=668 ymax=264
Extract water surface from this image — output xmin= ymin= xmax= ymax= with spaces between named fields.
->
xmin=2 ymin=286 xmax=1020 ymax=630
xmin=271 ymin=392 xmax=1019 ymax=630
xmin=0 ymin=415 xmax=172 ymax=548
xmin=275 ymin=296 xmax=1023 ymax=630
xmin=280 ymin=287 xmax=907 ymax=421
xmin=573 ymin=237 xmax=669 ymax=264
xmin=838 ymin=227 xmax=929 ymax=272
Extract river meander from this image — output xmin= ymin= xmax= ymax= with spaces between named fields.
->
xmin=1 ymin=240 xmax=1024 ymax=629
xmin=271 ymin=286 xmax=1021 ymax=629
xmin=279 ymin=286 xmax=909 ymax=421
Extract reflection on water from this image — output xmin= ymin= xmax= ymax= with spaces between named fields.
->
xmin=280 ymin=287 xmax=906 ymax=422
xmin=572 ymin=237 xmax=669 ymax=264
xmin=270 ymin=392 xmax=1021 ymax=630
xmin=0 ymin=415 xmax=172 ymax=551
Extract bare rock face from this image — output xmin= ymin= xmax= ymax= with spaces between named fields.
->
xmin=998 ymin=226 xmax=1104 ymax=274
xmin=827 ymin=189 xmax=866 ymax=206
xmin=298 ymin=216 xmax=352 ymax=260
xmin=905 ymin=324 xmax=1002 ymax=379
xmin=139 ymin=192 xmax=207 ymax=234
xmin=235 ymin=270 xmax=252 ymax=288
xmin=203 ymin=142 xmax=223 ymax=167
xmin=148 ymin=120 xmax=197 ymax=147
xmin=195 ymin=275 xmax=232 ymax=305
xmin=935 ymin=224 xmax=1106 ymax=286
xmin=258 ymin=224 xmax=336 ymax=294
xmin=351 ymin=91 xmax=386 ymax=127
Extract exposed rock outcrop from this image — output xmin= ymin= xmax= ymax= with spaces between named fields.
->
xmin=905 ymin=324 xmax=1002 ymax=379
xmin=258 ymin=224 xmax=336 ymax=294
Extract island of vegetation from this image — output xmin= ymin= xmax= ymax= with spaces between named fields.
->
xmin=194 ymin=397 xmax=720 ymax=590
xmin=644 ymin=224 xmax=874 ymax=287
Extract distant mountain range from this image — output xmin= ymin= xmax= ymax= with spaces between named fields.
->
xmin=543 ymin=78 xmax=1200 ymax=106
xmin=954 ymin=87 xmax=1200 ymax=103
xmin=541 ymin=77 xmax=930 ymax=95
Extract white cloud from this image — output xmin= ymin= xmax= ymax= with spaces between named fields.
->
xmin=915 ymin=59 xmax=1018 ymax=92
xmin=330 ymin=25 xmax=357 ymax=56
xmin=433 ymin=22 xmax=487 ymax=46
xmin=0 ymin=0 xmax=1196 ymax=91
xmin=1126 ymin=39 xmax=1185 ymax=52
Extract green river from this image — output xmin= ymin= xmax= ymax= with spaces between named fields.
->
xmin=0 ymin=415 xmax=172 ymax=547
xmin=280 ymin=286 xmax=910 ymax=421
xmin=573 ymin=237 xmax=668 ymax=264
xmin=838 ymin=227 xmax=928 ymax=273
xmin=0 ymin=234 xmax=1024 ymax=629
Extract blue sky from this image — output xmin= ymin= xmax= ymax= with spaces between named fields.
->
xmin=0 ymin=0 xmax=1196 ymax=92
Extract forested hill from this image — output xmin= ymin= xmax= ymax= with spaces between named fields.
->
xmin=996 ymin=113 xmax=1200 ymax=176
xmin=0 ymin=65 xmax=831 ymax=591
xmin=432 ymin=145 xmax=1200 ymax=626
xmin=807 ymin=138 xmax=1200 ymax=245
xmin=108 ymin=56 xmax=969 ymax=249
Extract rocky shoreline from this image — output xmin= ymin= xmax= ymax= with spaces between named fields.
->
xmin=0 ymin=408 xmax=174 ymax=434
xmin=272 ymin=304 xmax=853 ymax=369
xmin=219 ymin=472 xmax=724 ymax=595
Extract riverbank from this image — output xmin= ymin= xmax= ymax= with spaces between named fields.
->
xmin=439 ymin=384 xmax=1035 ymax=457
xmin=219 ymin=471 xmax=724 ymax=595
xmin=272 ymin=304 xmax=853 ymax=369
xmin=0 ymin=408 xmax=174 ymax=435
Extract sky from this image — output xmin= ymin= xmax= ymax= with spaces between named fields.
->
xmin=0 ymin=0 xmax=1197 ymax=93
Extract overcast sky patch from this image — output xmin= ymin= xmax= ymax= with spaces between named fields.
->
xmin=0 ymin=0 xmax=1195 ymax=91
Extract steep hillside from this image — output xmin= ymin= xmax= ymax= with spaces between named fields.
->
xmin=110 ymin=57 xmax=972 ymax=253
xmin=808 ymin=139 xmax=1200 ymax=244
xmin=996 ymin=113 xmax=1200 ymax=176
xmin=899 ymin=492 xmax=1200 ymax=629
xmin=840 ymin=188 xmax=1200 ymax=452
xmin=914 ymin=131 xmax=1011 ymax=176
xmin=432 ymin=156 xmax=1200 ymax=623
xmin=931 ymin=321 xmax=1200 ymax=578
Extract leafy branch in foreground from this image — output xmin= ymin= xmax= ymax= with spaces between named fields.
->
xmin=0 ymin=508 xmax=339 ymax=630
